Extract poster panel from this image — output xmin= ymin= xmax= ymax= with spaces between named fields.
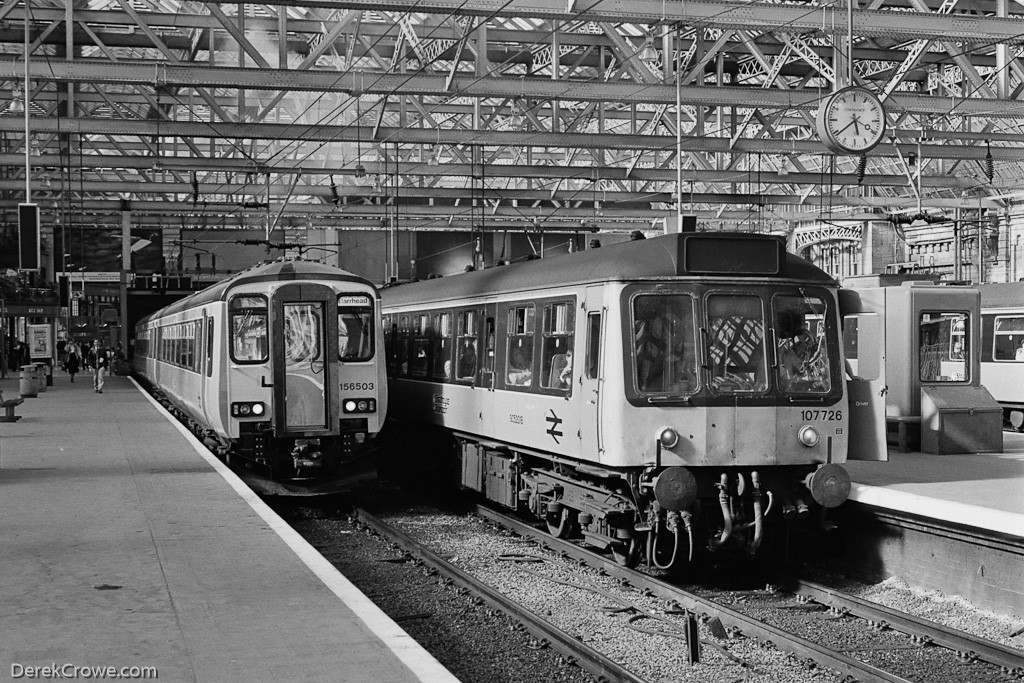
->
xmin=28 ymin=324 xmax=52 ymax=360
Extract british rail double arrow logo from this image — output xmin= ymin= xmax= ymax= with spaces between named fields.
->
xmin=546 ymin=409 xmax=563 ymax=444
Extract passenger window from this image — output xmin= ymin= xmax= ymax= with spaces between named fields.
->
xmin=706 ymin=294 xmax=765 ymax=394
xmin=541 ymin=302 xmax=573 ymax=392
xmin=407 ymin=314 xmax=431 ymax=377
xmin=484 ymin=317 xmax=495 ymax=374
xmin=993 ymin=315 xmax=1024 ymax=362
xmin=585 ymin=312 xmax=601 ymax=379
xmin=397 ymin=315 xmax=411 ymax=375
xmin=432 ymin=312 xmax=452 ymax=380
xmin=506 ymin=305 xmax=535 ymax=388
xmin=455 ymin=310 xmax=478 ymax=382
xmin=205 ymin=318 xmax=214 ymax=377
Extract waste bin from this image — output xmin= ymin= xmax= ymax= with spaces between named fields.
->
xmin=20 ymin=364 xmax=38 ymax=398
xmin=921 ymin=386 xmax=1003 ymax=454
xmin=33 ymin=363 xmax=47 ymax=392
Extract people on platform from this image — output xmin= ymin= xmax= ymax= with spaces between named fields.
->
xmin=93 ymin=340 xmax=111 ymax=393
xmin=65 ymin=344 xmax=80 ymax=383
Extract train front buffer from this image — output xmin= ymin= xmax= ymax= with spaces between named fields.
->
xmin=615 ymin=402 xmax=852 ymax=563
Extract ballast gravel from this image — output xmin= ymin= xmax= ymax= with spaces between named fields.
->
xmin=274 ymin=492 xmax=1024 ymax=683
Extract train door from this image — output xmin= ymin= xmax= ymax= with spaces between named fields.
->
xmin=838 ymin=289 xmax=888 ymax=461
xmin=271 ymin=283 xmax=337 ymax=435
xmin=203 ymin=310 xmax=216 ymax=425
xmin=476 ymin=305 xmax=497 ymax=435
xmin=580 ymin=287 xmax=604 ymax=460
xmin=199 ymin=311 xmax=208 ymax=415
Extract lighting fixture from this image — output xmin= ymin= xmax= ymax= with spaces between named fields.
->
xmin=639 ymin=39 xmax=659 ymax=65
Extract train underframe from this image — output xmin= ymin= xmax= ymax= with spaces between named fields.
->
xmin=230 ymin=422 xmax=368 ymax=480
xmin=455 ymin=436 xmax=850 ymax=572
xmin=144 ymin=382 xmax=373 ymax=488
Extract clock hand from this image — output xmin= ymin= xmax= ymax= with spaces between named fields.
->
xmin=836 ymin=118 xmax=858 ymax=135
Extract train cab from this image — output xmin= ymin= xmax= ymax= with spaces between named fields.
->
xmin=841 ymin=277 xmax=1002 ymax=455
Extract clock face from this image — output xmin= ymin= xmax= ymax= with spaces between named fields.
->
xmin=816 ymin=86 xmax=887 ymax=155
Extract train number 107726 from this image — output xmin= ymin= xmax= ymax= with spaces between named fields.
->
xmin=800 ymin=409 xmax=842 ymax=421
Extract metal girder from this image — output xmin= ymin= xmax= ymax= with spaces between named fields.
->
xmin=8 ymin=116 xmax=1024 ymax=164
xmin=6 ymin=58 xmax=1024 ymax=119
xmin=177 ymin=0 xmax=1024 ymax=43
xmin=11 ymin=3 xmax=1024 ymax=42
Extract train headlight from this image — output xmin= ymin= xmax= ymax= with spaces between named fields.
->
xmin=797 ymin=424 xmax=820 ymax=448
xmin=231 ymin=402 xmax=266 ymax=418
xmin=342 ymin=398 xmax=376 ymax=414
xmin=657 ymin=426 xmax=680 ymax=450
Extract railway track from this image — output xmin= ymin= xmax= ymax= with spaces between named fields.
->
xmin=355 ymin=508 xmax=651 ymax=683
xmin=469 ymin=504 xmax=1024 ymax=683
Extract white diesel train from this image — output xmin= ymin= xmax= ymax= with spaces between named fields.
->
xmin=134 ymin=259 xmax=387 ymax=490
xmin=382 ymin=232 xmax=879 ymax=570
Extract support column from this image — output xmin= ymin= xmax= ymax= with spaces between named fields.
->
xmin=120 ymin=210 xmax=131 ymax=356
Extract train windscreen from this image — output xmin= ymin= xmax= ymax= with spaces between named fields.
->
xmin=774 ymin=295 xmax=832 ymax=394
xmin=631 ymin=294 xmax=699 ymax=395
xmin=338 ymin=294 xmax=374 ymax=362
xmin=706 ymin=295 xmax=768 ymax=394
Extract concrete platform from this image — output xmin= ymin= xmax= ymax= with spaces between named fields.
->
xmin=0 ymin=372 xmax=460 ymax=682
xmin=840 ymin=437 xmax=1024 ymax=616
xmin=845 ymin=435 xmax=1024 ymax=539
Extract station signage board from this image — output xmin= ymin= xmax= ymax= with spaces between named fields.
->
xmin=57 ymin=271 xmax=121 ymax=283
xmin=3 ymin=304 xmax=60 ymax=317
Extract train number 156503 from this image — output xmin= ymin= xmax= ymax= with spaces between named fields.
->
xmin=800 ymin=409 xmax=842 ymax=421
xmin=341 ymin=382 xmax=375 ymax=391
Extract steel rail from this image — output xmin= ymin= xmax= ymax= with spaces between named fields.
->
xmin=780 ymin=577 xmax=1024 ymax=676
xmin=355 ymin=509 xmax=651 ymax=683
xmin=474 ymin=505 xmax=915 ymax=683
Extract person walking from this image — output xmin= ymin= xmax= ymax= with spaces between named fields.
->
xmin=93 ymin=341 xmax=110 ymax=393
xmin=66 ymin=344 xmax=80 ymax=383
xmin=83 ymin=342 xmax=95 ymax=371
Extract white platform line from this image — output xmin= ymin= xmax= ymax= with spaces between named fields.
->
xmin=849 ymin=483 xmax=1024 ymax=539
xmin=130 ymin=378 xmax=461 ymax=683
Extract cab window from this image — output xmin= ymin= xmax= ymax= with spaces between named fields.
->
xmin=774 ymin=295 xmax=831 ymax=394
xmin=229 ymin=295 xmax=268 ymax=363
xmin=632 ymin=294 xmax=698 ymax=394
xmin=706 ymin=294 xmax=766 ymax=394
xmin=338 ymin=294 xmax=374 ymax=362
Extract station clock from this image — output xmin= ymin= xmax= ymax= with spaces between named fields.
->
xmin=815 ymin=86 xmax=887 ymax=155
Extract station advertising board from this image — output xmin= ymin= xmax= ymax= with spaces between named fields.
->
xmin=27 ymin=324 xmax=52 ymax=360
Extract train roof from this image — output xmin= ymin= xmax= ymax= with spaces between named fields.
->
xmin=976 ymin=282 xmax=1024 ymax=309
xmin=137 ymin=258 xmax=373 ymax=325
xmin=383 ymin=231 xmax=836 ymax=307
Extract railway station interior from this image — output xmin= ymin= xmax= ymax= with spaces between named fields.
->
xmin=2 ymin=1 xmax=1024 ymax=681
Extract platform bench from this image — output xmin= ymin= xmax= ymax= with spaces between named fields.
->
xmin=886 ymin=415 xmax=921 ymax=453
xmin=0 ymin=386 xmax=24 ymax=422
